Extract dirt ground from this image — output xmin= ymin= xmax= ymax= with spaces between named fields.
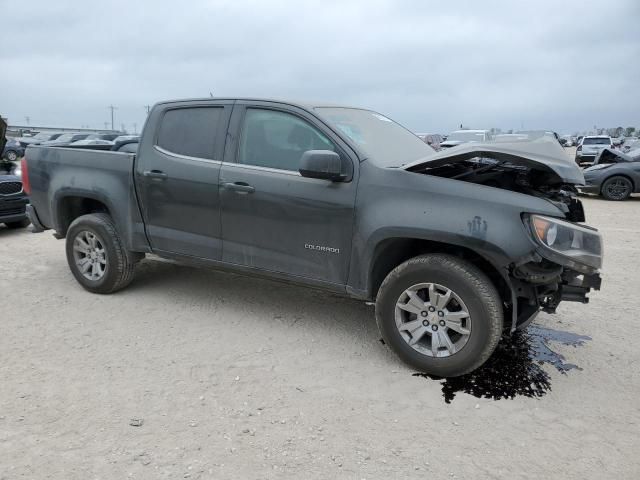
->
xmin=1 ymin=192 xmax=639 ymax=478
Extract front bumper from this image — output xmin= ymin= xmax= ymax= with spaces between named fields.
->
xmin=0 ymin=196 xmax=28 ymax=223
xmin=508 ymin=258 xmax=602 ymax=331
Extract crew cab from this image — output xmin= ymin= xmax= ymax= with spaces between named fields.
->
xmin=23 ymin=98 xmax=603 ymax=377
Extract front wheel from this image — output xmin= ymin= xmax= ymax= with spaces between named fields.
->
xmin=601 ymin=176 xmax=632 ymax=201
xmin=65 ymin=213 xmax=138 ymax=293
xmin=376 ymin=254 xmax=503 ymax=377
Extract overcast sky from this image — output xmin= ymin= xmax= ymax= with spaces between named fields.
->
xmin=1 ymin=0 xmax=639 ymax=134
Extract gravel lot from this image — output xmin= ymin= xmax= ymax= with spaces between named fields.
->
xmin=1 ymin=191 xmax=639 ymax=479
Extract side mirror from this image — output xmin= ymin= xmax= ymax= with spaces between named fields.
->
xmin=299 ymin=150 xmax=346 ymax=182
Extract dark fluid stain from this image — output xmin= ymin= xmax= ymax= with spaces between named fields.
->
xmin=413 ymin=325 xmax=591 ymax=403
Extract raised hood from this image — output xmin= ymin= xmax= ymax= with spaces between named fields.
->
xmin=403 ymin=136 xmax=585 ymax=185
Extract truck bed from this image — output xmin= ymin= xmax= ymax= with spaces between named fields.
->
xmin=25 ymin=145 xmax=149 ymax=251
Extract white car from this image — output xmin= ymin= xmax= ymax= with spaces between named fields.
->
xmin=440 ymin=130 xmax=492 ymax=148
xmin=575 ymin=136 xmax=612 ymax=166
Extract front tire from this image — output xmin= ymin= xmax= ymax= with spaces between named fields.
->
xmin=601 ymin=176 xmax=632 ymax=201
xmin=65 ymin=213 xmax=137 ymax=293
xmin=4 ymin=150 xmax=18 ymax=161
xmin=376 ymin=254 xmax=503 ymax=377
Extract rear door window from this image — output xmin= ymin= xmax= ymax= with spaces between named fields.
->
xmin=156 ymin=107 xmax=223 ymax=159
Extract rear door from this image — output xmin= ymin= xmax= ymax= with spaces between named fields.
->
xmin=218 ymin=101 xmax=358 ymax=285
xmin=136 ymin=101 xmax=232 ymax=259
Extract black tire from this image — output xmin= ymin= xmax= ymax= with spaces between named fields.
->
xmin=375 ymin=254 xmax=503 ymax=377
xmin=601 ymin=176 xmax=633 ymax=201
xmin=4 ymin=150 xmax=18 ymax=161
xmin=4 ymin=218 xmax=30 ymax=229
xmin=65 ymin=213 xmax=137 ymax=294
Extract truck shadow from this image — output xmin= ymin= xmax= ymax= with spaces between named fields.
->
xmin=413 ymin=325 xmax=591 ymax=403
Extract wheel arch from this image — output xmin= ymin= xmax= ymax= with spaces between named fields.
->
xmin=367 ymin=237 xmax=510 ymax=304
xmin=54 ymin=193 xmax=116 ymax=237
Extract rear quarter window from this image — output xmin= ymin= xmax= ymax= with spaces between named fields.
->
xmin=156 ymin=107 xmax=222 ymax=159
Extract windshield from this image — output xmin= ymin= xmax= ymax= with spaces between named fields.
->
xmin=447 ymin=131 xmax=486 ymax=142
xmin=583 ymin=137 xmax=610 ymax=145
xmin=315 ymin=107 xmax=433 ymax=166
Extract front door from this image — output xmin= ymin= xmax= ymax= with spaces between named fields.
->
xmin=219 ymin=104 xmax=358 ymax=285
xmin=136 ymin=103 xmax=231 ymax=259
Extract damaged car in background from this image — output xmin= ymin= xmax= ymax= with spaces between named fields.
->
xmin=579 ymin=146 xmax=640 ymax=200
xmin=23 ymin=99 xmax=602 ymax=377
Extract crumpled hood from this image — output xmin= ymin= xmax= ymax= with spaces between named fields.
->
xmin=403 ymin=137 xmax=585 ymax=185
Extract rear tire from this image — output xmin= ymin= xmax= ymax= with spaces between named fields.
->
xmin=4 ymin=150 xmax=18 ymax=161
xmin=65 ymin=213 xmax=137 ymax=293
xmin=4 ymin=219 xmax=30 ymax=229
xmin=375 ymin=254 xmax=503 ymax=377
xmin=601 ymin=176 xmax=632 ymax=201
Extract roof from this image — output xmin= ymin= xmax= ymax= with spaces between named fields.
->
xmin=154 ymin=97 xmax=360 ymax=111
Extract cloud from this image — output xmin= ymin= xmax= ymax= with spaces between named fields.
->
xmin=1 ymin=0 xmax=638 ymax=134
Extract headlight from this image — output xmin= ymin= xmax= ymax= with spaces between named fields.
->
xmin=527 ymin=214 xmax=603 ymax=272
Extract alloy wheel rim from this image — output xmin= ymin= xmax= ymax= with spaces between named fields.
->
xmin=72 ymin=230 xmax=107 ymax=281
xmin=605 ymin=179 xmax=629 ymax=200
xmin=394 ymin=282 xmax=471 ymax=358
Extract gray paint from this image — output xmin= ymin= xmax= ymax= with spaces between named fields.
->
xmin=25 ymin=98 xmax=598 ymax=306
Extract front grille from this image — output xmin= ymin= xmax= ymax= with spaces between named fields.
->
xmin=0 ymin=181 xmax=23 ymax=195
xmin=0 ymin=207 xmax=25 ymax=216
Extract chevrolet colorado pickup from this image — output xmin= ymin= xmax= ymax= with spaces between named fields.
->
xmin=23 ymin=98 xmax=603 ymax=376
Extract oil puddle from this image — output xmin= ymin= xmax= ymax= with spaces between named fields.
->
xmin=413 ymin=325 xmax=591 ymax=403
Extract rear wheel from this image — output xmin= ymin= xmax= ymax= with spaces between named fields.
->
xmin=601 ymin=176 xmax=632 ymax=201
xmin=4 ymin=150 xmax=18 ymax=161
xmin=375 ymin=254 xmax=503 ymax=377
xmin=65 ymin=213 xmax=138 ymax=293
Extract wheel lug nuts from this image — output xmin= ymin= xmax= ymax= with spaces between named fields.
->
xmin=421 ymin=311 xmax=428 ymax=317
xmin=439 ymin=320 xmax=445 ymax=326
xmin=438 ymin=311 xmax=444 ymax=317
xmin=431 ymin=325 xmax=438 ymax=331
xmin=422 ymin=320 xmax=429 ymax=327
xmin=428 ymin=306 xmax=435 ymax=312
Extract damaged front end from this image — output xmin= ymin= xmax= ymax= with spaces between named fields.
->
xmin=403 ymin=137 xmax=603 ymax=331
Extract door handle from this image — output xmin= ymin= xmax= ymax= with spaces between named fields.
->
xmin=143 ymin=170 xmax=168 ymax=180
xmin=222 ymin=182 xmax=255 ymax=194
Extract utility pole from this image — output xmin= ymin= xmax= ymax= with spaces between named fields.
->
xmin=144 ymin=105 xmax=151 ymax=115
xmin=108 ymin=105 xmax=118 ymax=131
xmin=25 ymin=116 xmax=30 ymax=125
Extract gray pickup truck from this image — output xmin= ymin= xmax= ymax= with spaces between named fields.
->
xmin=24 ymin=98 xmax=603 ymax=376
